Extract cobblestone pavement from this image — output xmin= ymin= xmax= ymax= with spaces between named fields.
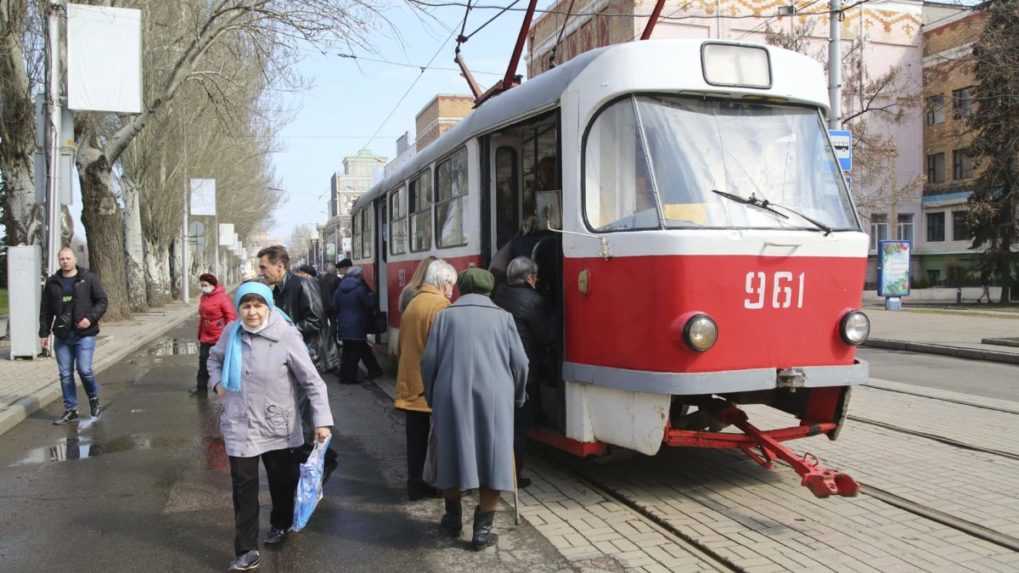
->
xmin=0 ymin=302 xmax=194 ymax=435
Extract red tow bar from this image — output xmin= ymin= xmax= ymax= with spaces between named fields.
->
xmin=664 ymin=403 xmax=859 ymax=498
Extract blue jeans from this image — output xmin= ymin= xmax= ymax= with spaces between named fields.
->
xmin=54 ymin=335 xmax=99 ymax=411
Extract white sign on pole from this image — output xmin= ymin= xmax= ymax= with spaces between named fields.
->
xmin=67 ymin=5 xmax=142 ymax=113
xmin=190 ymin=179 xmax=216 ymax=216
xmin=218 ymin=224 xmax=235 ymax=246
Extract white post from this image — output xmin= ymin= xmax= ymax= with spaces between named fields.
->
xmin=182 ymin=193 xmax=189 ymax=304
xmin=828 ymin=0 xmax=842 ymax=129
xmin=46 ymin=0 xmax=65 ymax=275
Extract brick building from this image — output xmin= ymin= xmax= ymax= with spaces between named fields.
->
xmin=414 ymin=94 xmax=475 ymax=151
xmin=917 ymin=5 xmax=987 ymax=286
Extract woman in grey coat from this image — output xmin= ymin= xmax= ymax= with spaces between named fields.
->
xmin=209 ymin=281 xmax=334 ymax=572
xmin=421 ymin=267 xmax=528 ymax=550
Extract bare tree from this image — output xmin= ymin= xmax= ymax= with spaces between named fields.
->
xmin=72 ymin=0 xmax=377 ymax=319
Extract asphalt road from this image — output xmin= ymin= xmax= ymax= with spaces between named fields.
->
xmin=0 ymin=321 xmax=571 ymax=573
xmin=859 ymin=347 xmax=1019 ymax=402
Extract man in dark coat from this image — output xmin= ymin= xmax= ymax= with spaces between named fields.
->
xmin=257 ymin=245 xmax=324 ymax=367
xmin=334 ymin=266 xmax=383 ymax=384
xmin=39 ymin=246 xmax=109 ymax=425
xmin=318 ymin=262 xmax=341 ymax=372
xmin=492 ymin=256 xmax=554 ymax=489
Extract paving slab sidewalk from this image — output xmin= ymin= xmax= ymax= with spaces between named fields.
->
xmin=0 ymin=301 xmax=195 ymax=436
xmin=865 ymin=308 xmax=1019 ymax=364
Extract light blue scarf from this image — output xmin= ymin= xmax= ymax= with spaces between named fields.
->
xmin=220 ymin=282 xmax=292 ymax=393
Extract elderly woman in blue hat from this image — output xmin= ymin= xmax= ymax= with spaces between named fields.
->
xmin=208 ymin=281 xmax=334 ymax=572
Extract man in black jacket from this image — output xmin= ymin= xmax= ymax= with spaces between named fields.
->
xmin=39 ymin=247 xmax=109 ymax=425
xmin=492 ymin=256 xmax=555 ymax=489
xmin=257 ymin=245 xmax=324 ymax=367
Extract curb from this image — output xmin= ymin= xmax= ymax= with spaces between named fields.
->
xmin=0 ymin=305 xmax=195 ymax=437
xmin=864 ymin=338 xmax=1019 ymax=365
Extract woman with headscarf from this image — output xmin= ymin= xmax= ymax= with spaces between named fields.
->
xmin=193 ymin=273 xmax=235 ymax=396
xmin=421 ymin=268 xmax=528 ymax=550
xmin=208 ymin=282 xmax=334 ymax=572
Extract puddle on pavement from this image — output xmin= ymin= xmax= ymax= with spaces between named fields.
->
xmin=147 ymin=337 xmax=199 ymax=357
xmin=10 ymin=433 xmax=199 ymax=466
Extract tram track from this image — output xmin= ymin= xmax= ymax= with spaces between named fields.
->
xmin=862 ymin=383 xmax=1019 ymax=416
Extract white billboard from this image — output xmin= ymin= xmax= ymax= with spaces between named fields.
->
xmin=190 ymin=179 xmax=216 ymax=216
xmin=218 ymin=224 xmax=235 ymax=246
xmin=67 ymin=5 xmax=142 ymax=113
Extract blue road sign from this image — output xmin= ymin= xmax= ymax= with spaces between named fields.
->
xmin=829 ymin=129 xmax=852 ymax=172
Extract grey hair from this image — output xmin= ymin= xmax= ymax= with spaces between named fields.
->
xmin=507 ymin=256 xmax=538 ymax=286
xmin=423 ymin=260 xmax=457 ymax=288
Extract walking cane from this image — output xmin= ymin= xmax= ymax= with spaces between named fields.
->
xmin=512 ymin=453 xmax=520 ymax=526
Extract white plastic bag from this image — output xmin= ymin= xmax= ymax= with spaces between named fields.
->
xmin=292 ymin=436 xmax=332 ymax=532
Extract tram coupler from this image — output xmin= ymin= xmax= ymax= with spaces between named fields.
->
xmin=719 ymin=404 xmax=859 ymax=499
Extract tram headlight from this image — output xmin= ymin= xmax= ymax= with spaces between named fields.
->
xmin=840 ymin=310 xmax=870 ymax=346
xmin=683 ymin=314 xmax=719 ymax=352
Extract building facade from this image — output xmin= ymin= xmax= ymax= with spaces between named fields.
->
xmin=323 ymin=149 xmax=387 ymax=261
xmin=414 ymin=94 xmax=475 ymax=151
xmin=526 ymin=0 xmax=926 ymax=287
xmin=918 ymin=5 xmax=986 ymax=287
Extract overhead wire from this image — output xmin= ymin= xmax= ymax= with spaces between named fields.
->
xmin=548 ymin=0 xmax=578 ymax=67
xmin=461 ymin=0 xmax=523 ymax=41
xmin=336 ymin=52 xmax=502 ymax=75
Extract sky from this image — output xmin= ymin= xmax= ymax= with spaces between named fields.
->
xmin=266 ymin=1 xmax=537 ymax=241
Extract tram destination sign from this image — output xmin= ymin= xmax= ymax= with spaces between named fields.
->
xmin=829 ymin=129 xmax=852 ymax=172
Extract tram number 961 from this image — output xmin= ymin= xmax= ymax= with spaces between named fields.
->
xmin=744 ymin=271 xmax=805 ymax=310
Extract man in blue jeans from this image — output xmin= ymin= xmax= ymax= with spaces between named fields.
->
xmin=39 ymin=247 xmax=109 ymax=425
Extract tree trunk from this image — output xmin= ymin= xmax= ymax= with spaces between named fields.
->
xmin=159 ymin=243 xmax=172 ymax=301
xmin=77 ymin=146 xmax=130 ymax=321
xmin=0 ymin=13 xmax=41 ymax=247
xmin=144 ymin=236 xmax=169 ymax=307
xmin=122 ymin=179 xmax=148 ymax=312
xmin=170 ymin=237 xmax=182 ymax=300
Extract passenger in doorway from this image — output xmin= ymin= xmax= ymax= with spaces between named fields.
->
xmin=334 ymin=266 xmax=383 ymax=384
xmin=318 ymin=262 xmax=341 ymax=372
xmin=193 ymin=273 xmax=236 ymax=396
xmin=422 ymin=268 xmax=528 ymax=550
xmin=492 ymin=257 xmax=555 ymax=489
xmin=39 ymin=246 xmax=109 ymax=425
xmin=395 ymin=259 xmax=456 ymax=501
xmin=208 ymin=281 xmax=333 ymax=571
xmin=399 ymin=255 xmax=438 ymax=314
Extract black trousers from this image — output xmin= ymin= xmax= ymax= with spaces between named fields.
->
xmin=514 ymin=399 xmax=533 ymax=476
xmin=196 ymin=343 xmax=212 ymax=390
xmin=405 ymin=410 xmax=431 ymax=486
xmin=339 ymin=340 xmax=382 ymax=384
xmin=229 ymin=448 xmax=300 ymax=556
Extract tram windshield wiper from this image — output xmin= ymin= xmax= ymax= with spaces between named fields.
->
xmin=711 ymin=189 xmax=832 ymax=236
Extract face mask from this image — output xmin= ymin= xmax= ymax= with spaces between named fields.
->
xmin=200 ymin=285 xmax=214 ymax=294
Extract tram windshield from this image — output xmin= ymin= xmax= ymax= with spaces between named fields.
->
xmin=583 ymin=95 xmax=859 ymax=232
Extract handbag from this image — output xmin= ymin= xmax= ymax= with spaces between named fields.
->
xmin=371 ymin=310 xmax=388 ymax=335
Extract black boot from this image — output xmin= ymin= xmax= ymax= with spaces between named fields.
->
xmin=470 ymin=507 xmax=496 ymax=550
xmin=439 ymin=498 xmax=462 ymax=536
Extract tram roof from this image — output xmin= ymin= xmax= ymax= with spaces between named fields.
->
xmin=353 ymin=39 xmax=826 ymax=210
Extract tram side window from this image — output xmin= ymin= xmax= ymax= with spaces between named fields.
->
xmin=352 ymin=209 xmax=362 ymax=259
xmin=410 ymin=169 xmax=432 ymax=252
xmin=390 ymin=187 xmax=408 ymax=255
xmin=584 ymin=98 xmax=659 ymax=231
xmin=363 ymin=204 xmax=374 ymax=259
xmin=436 ymin=147 xmax=468 ymax=248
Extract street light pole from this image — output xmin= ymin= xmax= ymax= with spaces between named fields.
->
xmin=46 ymin=0 xmax=66 ymax=275
xmin=828 ymin=0 xmax=842 ymax=129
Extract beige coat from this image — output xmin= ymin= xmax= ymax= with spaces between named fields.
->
xmin=395 ymin=284 xmax=449 ymax=412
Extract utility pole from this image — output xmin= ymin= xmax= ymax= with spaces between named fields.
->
xmin=828 ymin=0 xmax=842 ymax=129
xmin=46 ymin=0 xmax=66 ymax=275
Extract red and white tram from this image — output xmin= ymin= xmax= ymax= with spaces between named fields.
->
xmin=351 ymin=39 xmax=870 ymax=497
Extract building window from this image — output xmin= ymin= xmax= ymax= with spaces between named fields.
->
xmin=953 ymin=149 xmax=975 ymax=180
xmin=927 ymin=152 xmax=946 ymax=184
xmin=389 ymin=186 xmax=408 ymax=255
xmin=897 ymin=213 xmax=914 ymax=242
xmin=435 ymin=147 xmax=468 ymax=248
xmin=869 ymin=213 xmax=888 ymax=251
xmin=927 ymin=212 xmax=945 ymax=242
xmin=927 ymin=269 xmax=941 ymax=286
xmin=952 ymin=210 xmax=971 ymax=241
xmin=952 ymin=87 xmax=974 ymax=119
xmin=409 ymin=169 xmax=432 ymax=252
xmin=926 ymin=95 xmax=945 ymax=125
